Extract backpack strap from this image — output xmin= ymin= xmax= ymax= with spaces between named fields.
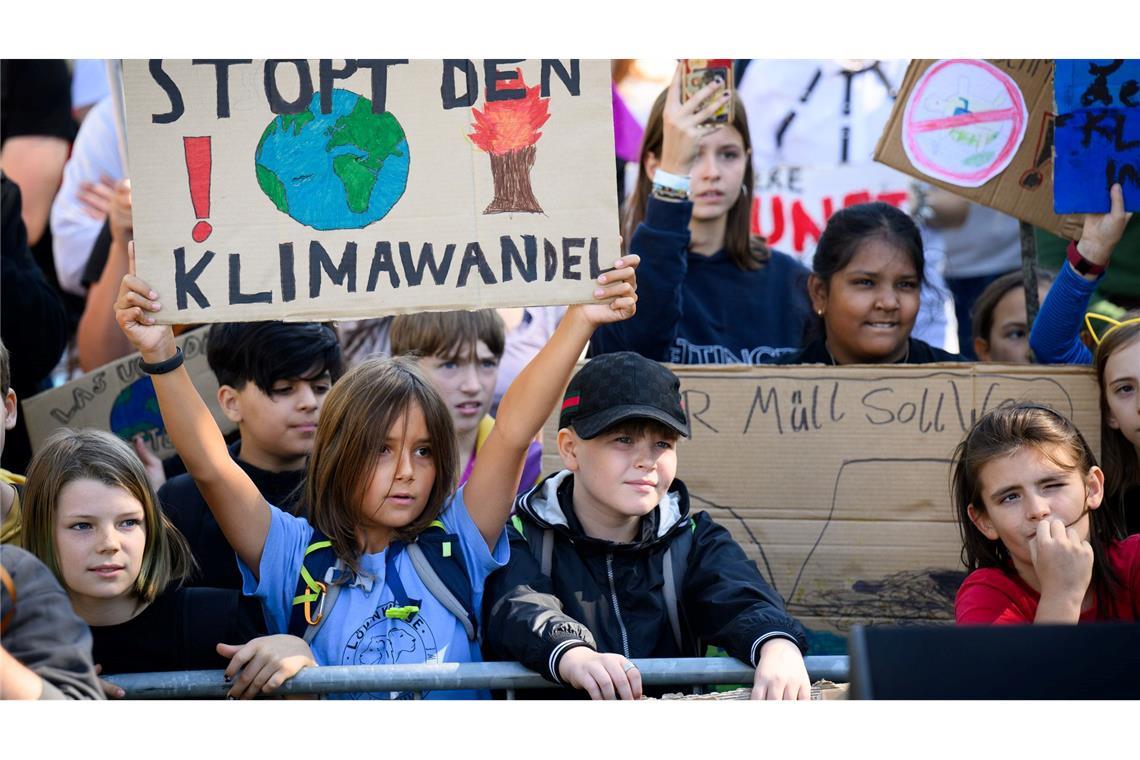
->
xmin=288 ymin=531 xmax=343 ymax=640
xmin=405 ymin=520 xmax=479 ymax=642
xmin=511 ymin=515 xmax=554 ymax=577
xmin=661 ymin=518 xmax=696 ymax=654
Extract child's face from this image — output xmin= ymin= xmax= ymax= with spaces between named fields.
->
xmin=359 ymin=401 xmax=438 ymax=541
xmin=561 ymin=426 xmax=678 ymax=522
xmin=976 ymin=284 xmax=1052 ymax=363
xmin=419 ymin=342 xmax=499 ymax=439
xmin=687 ymin=125 xmax=748 ymax=222
xmin=224 ymin=371 xmax=332 ymax=469
xmin=54 ymin=478 xmax=146 ymax=605
xmin=1103 ymin=338 xmax=1140 ymax=450
xmin=967 ymin=444 xmax=1103 ymax=577
xmin=811 ymin=238 xmax=920 ymax=364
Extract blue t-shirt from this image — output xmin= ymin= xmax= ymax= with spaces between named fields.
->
xmin=239 ymin=486 xmax=508 ymax=700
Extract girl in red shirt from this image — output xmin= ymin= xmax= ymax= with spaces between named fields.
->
xmin=951 ymin=403 xmax=1140 ymax=624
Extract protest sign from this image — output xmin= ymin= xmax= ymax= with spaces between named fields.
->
xmin=21 ymin=328 xmax=235 ymax=460
xmin=750 ymin=161 xmax=911 ymax=265
xmin=1053 ymin=59 xmax=1140 ymax=213
xmin=876 ymin=59 xmax=1083 ymax=241
xmin=543 ymin=363 xmax=1099 ymax=643
xmin=121 ymin=59 xmax=618 ymax=324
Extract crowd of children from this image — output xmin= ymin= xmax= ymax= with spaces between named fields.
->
xmin=2 ymin=60 xmax=1138 ymax=702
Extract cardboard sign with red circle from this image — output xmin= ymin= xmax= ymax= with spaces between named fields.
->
xmin=902 ymin=59 xmax=1028 ymax=188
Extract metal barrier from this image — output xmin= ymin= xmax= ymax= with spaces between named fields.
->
xmin=106 ymin=656 xmax=849 ymax=699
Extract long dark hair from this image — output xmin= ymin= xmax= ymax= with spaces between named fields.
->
xmin=806 ymin=201 xmax=925 ymax=344
xmin=623 ymin=88 xmax=768 ymax=271
xmin=950 ymin=403 xmax=1121 ymax=607
xmin=299 ymin=356 xmax=459 ymax=573
xmin=1094 ymin=311 xmax=1140 ymax=533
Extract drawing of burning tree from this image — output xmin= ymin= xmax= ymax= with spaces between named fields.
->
xmin=469 ymin=69 xmax=551 ymax=214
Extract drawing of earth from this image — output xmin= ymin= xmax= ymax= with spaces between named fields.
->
xmin=254 ymin=89 xmax=410 ymax=231
xmin=109 ymin=377 xmax=164 ymax=441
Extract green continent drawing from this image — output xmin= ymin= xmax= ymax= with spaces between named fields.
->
xmin=253 ymin=89 xmax=410 ymax=231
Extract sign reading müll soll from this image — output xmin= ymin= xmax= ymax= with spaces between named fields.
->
xmin=122 ymin=59 xmax=618 ymax=323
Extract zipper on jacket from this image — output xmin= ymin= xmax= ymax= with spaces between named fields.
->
xmin=605 ymin=552 xmax=631 ymax=658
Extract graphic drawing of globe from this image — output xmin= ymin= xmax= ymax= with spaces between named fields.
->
xmin=254 ymin=89 xmax=410 ymax=231
xmin=109 ymin=377 xmax=164 ymax=442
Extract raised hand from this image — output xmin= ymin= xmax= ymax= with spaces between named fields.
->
xmin=576 ymin=253 xmax=639 ymax=327
xmin=556 ymin=647 xmax=642 ymax=700
xmin=78 ymin=176 xmax=116 ymax=220
xmin=1077 ymin=183 xmax=1133 ymax=269
xmin=132 ymin=434 xmax=166 ymax=492
xmin=658 ymin=63 xmax=732 ymax=176
xmin=751 ymin=637 xmax=811 ymax=701
xmin=114 ymin=241 xmax=175 ymax=362
xmin=217 ymin=635 xmax=316 ymax=700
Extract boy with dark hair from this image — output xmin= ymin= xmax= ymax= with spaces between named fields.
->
xmin=0 ymin=340 xmax=25 ymax=543
xmin=158 ymin=321 xmax=343 ymax=590
xmin=390 ymin=310 xmax=542 ymax=492
xmin=484 ymin=351 xmax=810 ymax=699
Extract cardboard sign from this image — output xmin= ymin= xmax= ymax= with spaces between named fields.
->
xmin=750 ymin=162 xmax=911 ymax=264
xmin=876 ymin=59 xmax=1084 ymax=241
xmin=543 ymin=363 xmax=1099 ymax=640
xmin=901 ymin=60 xmax=1028 ymax=188
xmin=21 ymin=328 xmax=235 ymax=460
xmin=1053 ymin=59 xmax=1140 ymax=213
xmin=121 ymin=59 xmax=619 ymax=324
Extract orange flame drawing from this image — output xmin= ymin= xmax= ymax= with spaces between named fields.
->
xmin=469 ymin=70 xmax=551 ymax=155
xmin=470 ymin=70 xmax=551 ymax=214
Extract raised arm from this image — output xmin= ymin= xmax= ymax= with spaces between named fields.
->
xmin=464 ymin=255 xmax=639 ymax=548
xmin=1030 ymin=183 xmax=1133 ymax=364
xmin=590 ymin=67 xmax=725 ymax=362
xmin=114 ymin=242 xmax=270 ymax=575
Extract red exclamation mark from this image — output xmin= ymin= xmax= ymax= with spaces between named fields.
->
xmin=184 ymin=136 xmax=213 ymax=243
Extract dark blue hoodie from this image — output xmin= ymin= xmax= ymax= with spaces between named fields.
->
xmin=590 ymin=195 xmax=812 ymax=363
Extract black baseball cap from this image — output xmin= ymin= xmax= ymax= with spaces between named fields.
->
xmin=559 ymin=352 xmax=690 ymax=439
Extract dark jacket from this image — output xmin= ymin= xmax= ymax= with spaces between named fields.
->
xmin=483 ymin=470 xmax=807 ymax=692
xmin=775 ymin=336 xmax=965 ymax=365
xmin=159 ymin=440 xmax=304 ymax=591
xmin=589 ymin=196 xmax=812 ymax=364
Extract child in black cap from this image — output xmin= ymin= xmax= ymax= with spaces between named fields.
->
xmin=483 ymin=351 xmax=809 ymax=699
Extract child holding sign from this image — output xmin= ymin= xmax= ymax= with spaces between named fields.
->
xmin=1028 ymin=183 xmax=1137 ymax=535
xmin=159 ymin=320 xmax=344 ymax=592
xmin=952 ymin=403 xmax=1140 ymax=624
xmin=114 ymin=242 xmax=639 ymax=699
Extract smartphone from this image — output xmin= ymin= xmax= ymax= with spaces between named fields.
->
xmin=681 ymin=59 xmax=734 ymax=125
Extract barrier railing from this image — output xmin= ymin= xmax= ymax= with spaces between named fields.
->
xmin=105 ymin=655 xmax=849 ymax=699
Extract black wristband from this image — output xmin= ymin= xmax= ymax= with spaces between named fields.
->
xmin=139 ymin=347 xmax=184 ymax=375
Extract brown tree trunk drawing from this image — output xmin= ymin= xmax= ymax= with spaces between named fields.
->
xmin=484 ymin=145 xmax=541 ymax=214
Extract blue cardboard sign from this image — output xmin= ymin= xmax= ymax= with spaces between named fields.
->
xmin=1053 ymin=59 xmax=1140 ymax=213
